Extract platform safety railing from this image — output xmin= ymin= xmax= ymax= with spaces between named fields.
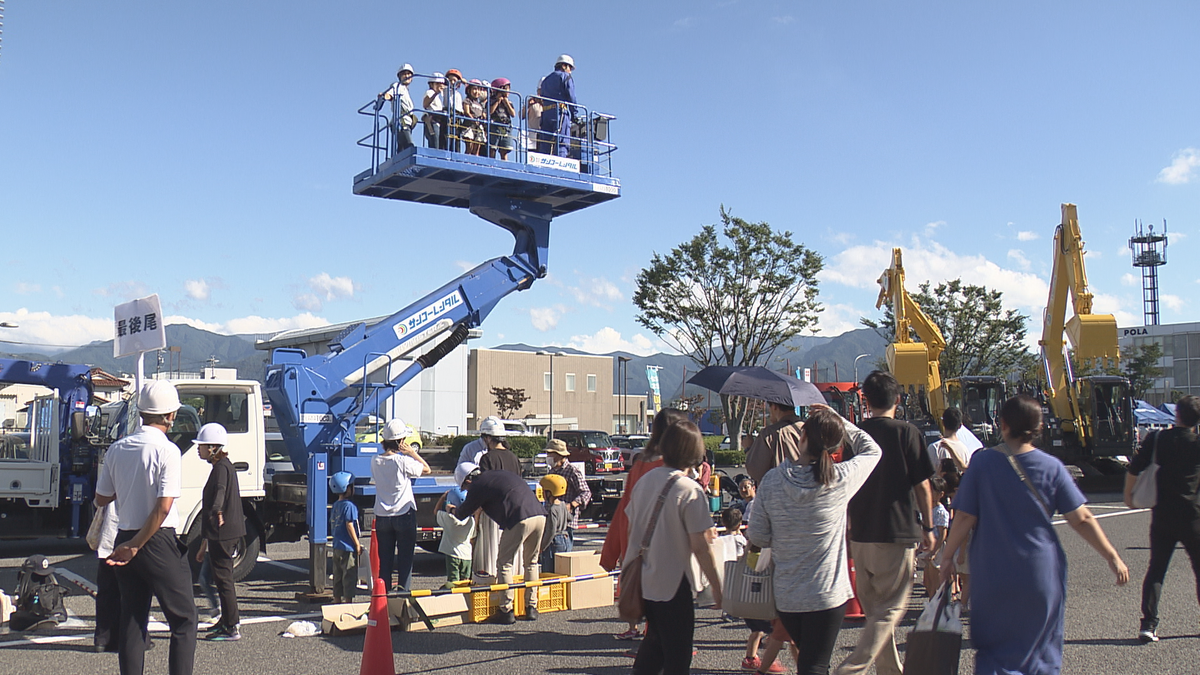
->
xmin=357 ymin=72 xmax=617 ymax=180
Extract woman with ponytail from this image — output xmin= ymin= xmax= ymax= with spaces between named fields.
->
xmin=747 ymin=405 xmax=881 ymax=675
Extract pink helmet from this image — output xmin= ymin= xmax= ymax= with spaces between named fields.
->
xmin=469 ymin=78 xmax=485 ymax=86
xmin=491 ymin=77 xmax=510 ymax=88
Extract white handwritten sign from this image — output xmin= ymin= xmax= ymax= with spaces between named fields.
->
xmin=113 ymin=294 xmax=167 ymax=358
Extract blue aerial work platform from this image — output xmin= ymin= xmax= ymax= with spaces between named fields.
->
xmin=264 ymin=77 xmax=620 ymax=594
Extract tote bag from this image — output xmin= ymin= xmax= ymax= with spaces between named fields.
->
xmin=1130 ymin=432 xmax=1159 ymax=509
xmin=903 ymin=581 xmax=962 ymax=675
xmin=721 ymin=554 xmax=776 ymax=620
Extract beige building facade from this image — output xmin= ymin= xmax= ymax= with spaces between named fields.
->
xmin=468 ymin=348 xmax=646 ymax=433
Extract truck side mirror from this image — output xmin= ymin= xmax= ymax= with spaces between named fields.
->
xmin=71 ymin=411 xmax=88 ymax=440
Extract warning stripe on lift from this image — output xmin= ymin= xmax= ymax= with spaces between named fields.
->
xmin=384 ymin=569 xmax=616 ymax=599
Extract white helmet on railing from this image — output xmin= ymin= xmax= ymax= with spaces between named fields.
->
xmin=555 ymin=54 xmax=575 ymax=69
xmin=397 ymin=63 xmax=414 ymax=76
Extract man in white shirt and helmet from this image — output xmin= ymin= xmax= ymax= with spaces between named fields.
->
xmin=95 ymin=380 xmax=197 ymax=675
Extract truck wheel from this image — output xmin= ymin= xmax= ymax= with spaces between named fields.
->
xmin=185 ymin=518 xmax=261 ymax=583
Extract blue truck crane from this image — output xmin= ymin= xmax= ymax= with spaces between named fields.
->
xmin=262 ymin=74 xmax=620 ymax=593
xmin=0 ymin=359 xmax=97 ymax=537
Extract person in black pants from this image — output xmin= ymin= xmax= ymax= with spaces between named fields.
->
xmin=1126 ymin=394 xmax=1200 ymax=643
xmin=194 ymin=423 xmax=244 ymax=641
xmin=95 ymin=380 xmax=197 ymax=675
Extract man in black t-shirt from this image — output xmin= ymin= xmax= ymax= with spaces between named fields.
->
xmin=459 ymin=468 xmax=546 ymax=624
xmin=836 ymin=371 xmax=936 ymax=675
xmin=1125 ymin=394 xmax=1200 ymax=643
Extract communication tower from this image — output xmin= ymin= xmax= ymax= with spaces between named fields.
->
xmin=1129 ymin=220 xmax=1168 ymax=326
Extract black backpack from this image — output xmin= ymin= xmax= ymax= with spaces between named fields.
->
xmin=9 ymin=555 xmax=67 ymax=631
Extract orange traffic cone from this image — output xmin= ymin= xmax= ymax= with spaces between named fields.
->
xmin=369 ymin=524 xmax=380 ymax=583
xmin=845 ymin=557 xmax=865 ymax=619
xmin=359 ymin=577 xmax=396 ymax=675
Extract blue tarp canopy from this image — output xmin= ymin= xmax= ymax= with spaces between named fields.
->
xmin=1135 ymin=400 xmax=1175 ymax=425
xmin=1159 ymin=402 xmax=1177 ymax=417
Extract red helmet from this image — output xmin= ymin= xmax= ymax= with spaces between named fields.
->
xmin=491 ymin=77 xmax=510 ymax=88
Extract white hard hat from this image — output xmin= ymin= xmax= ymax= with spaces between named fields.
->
xmin=556 ymin=54 xmax=575 ymax=69
xmin=429 ymin=71 xmax=445 ymax=84
xmin=380 ymin=418 xmax=414 ymax=441
xmin=478 ymin=417 xmax=507 ymax=437
xmin=397 ymin=63 xmax=414 ymax=75
xmin=139 ymin=380 xmax=181 ymax=414
xmin=195 ymin=423 xmax=227 ymax=446
xmin=455 ymin=462 xmax=479 ymax=488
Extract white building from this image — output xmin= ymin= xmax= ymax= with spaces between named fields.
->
xmin=1117 ymin=321 xmax=1200 ymax=405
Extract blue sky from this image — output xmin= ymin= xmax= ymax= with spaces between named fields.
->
xmin=2 ymin=1 xmax=1198 ymax=358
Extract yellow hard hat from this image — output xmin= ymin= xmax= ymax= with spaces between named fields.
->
xmin=539 ymin=474 xmax=567 ymax=498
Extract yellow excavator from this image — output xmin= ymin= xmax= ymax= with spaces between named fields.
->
xmin=876 ymin=248 xmax=1008 ymax=445
xmin=1038 ymin=203 xmax=1136 ymax=466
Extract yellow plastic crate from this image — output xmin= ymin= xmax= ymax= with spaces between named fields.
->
xmin=465 ymin=573 xmax=568 ymax=622
xmin=533 ymin=573 xmax=568 ymax=613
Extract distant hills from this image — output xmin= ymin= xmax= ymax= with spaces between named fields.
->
xmin=4 ymin=323 xmax=887 ymax=398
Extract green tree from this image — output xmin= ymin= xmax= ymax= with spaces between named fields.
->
xmin=633 ymin=207 xmax=823 ymax=444
xmin=862 ymin=279 xmax=1033 ymax=379
xmin=490 ymin=386 xmax=530 ymax=420
xmin=1123 ymin=342 xmax=1164 ymax=400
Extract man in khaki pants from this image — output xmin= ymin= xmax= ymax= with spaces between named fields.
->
xmin=836 ymin=371 xmax=936 ymax=675
xmin=457 ymin=465 xmax=546 ymax=624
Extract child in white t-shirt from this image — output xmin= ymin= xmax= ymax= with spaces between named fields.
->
xmin=920 ymin=475 xmax=951 ymax=597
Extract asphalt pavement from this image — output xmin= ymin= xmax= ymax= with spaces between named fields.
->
xmin=2 ymin=494 xmax=1197 ymax=675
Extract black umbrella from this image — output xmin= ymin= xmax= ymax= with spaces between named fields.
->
xmin=687 ymin=366 xmax=825 ymax=407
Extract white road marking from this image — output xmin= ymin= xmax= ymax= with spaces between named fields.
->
xmin=1052 ymin=507 xmax=1148 ymax=526
xmin=257 ymin=555 xmax=308 ymax=575
xmin=0 ymin=612 xmax=322 ymax=648
xmin=55 ymin=568 xmax=98 ymax=596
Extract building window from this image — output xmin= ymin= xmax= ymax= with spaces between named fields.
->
xmin=544 ymin=372 xmax=552 ymax=391
xmin=587 ymin=374 xmax=597 ymax=393
xmin=565 ymin=373 xmax=576 ymax=392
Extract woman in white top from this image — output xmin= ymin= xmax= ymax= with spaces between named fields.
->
xmin=370 ymin=420 xmax=430 ymax=592
xmin=624 ymin=420 xmax=722 ymax=675
xmin=747 ymin=405 xmax=881 ymax=675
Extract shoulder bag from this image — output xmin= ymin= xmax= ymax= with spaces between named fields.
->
xmin=1130 ymin=432 xmax=1159 ymax=509
xmin=998 ymin=444 xmax=1052 ymax=517
xmin=617 ymin=473 xmax=683 ymax=624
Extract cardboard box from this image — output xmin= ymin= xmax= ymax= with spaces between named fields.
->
xmin=554 ymin=550 xmax=603 ymax=576
xmin=566 ymin=576 xmax=614 ymax=610
xmin=1 ymin=593 xmax=13 ymax=625
xmin=398 ymin=594 xmax=470 ymax=632
xmin=320 ymin=602 xmax=373 ymax=635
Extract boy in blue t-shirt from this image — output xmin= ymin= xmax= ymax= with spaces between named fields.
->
xmin=329 ymin=472 xmax=362 ymax=604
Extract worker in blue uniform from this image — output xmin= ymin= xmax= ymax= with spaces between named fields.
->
xmin=538 ymin=54 xmax=577 ymax=157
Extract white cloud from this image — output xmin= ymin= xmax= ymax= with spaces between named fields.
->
xmin=1083 ymin=249 xmax=1102 ymax=260
xmin=567 ymin=327 xmax=658 ymax=356
xmin=292 ymin=293 xmax=322 ymax=312
xmin=0 ymin=309 xmax=113 ymax=348
xmin=184 ymin=279 xmax=210 ymax=302
xmin=821 ymin=238 xmax=1050 ymax=311
xmin=1156 ymin=147 xmax=1200 ymax=185
xmin=827 ymin=230 xmax=855 ymax=245
xmin=308 ymin=273 xmax=356 ymax=301
xmin=1017 ymin=231 xmax=1039 ymax=241
xmin=454 ymin=260 xmax=474 ymax=273
xmin=1007 ymin=249 xmax=1031 ymax=271
xmin=165 ymin=313 xmax=331 ymax=335
xmin=673 ymin=17 xmax=698 ymax=29
xmin=15 ymin=282 xmax=41 ymax=294
xmin=1121 ymin=273 xmax=1138 ymax=286
xmin=1162 ymin=295 xmax=1184 ymax=312
xmin=529 ymin=307 xmax=561 ymax=331
xmin=567 ymin=276 xmax=624 ymax=307
xmin=814 ymin=303 xmax=867 ymax=337
xmin=1090 ymin=294 xmax=1139 ymax=327
xmin=924 ymin=220 xmax=945 ymax=236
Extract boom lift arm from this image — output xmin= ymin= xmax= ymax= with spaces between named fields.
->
xmin=1038 ymin=203 xmax=1121 ymax=452
xmin=875 ymin=247 xmax=947 ymax=420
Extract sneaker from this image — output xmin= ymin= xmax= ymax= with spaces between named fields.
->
xmin=1138 ymin=627 xmax=1159 ymax=643
xmin=488 ymin=609 xmax=516 ymax=625
xmin=204 ymin=620 xmax=225 ymax=633
xmin=615 ymin=628 xmax=642 ymax=640
xmin=765 ymin=659 xmax=785 ymax=674
xmin=207 ymin=626 xmax=241 ymax=642
xmin=522 ymin=607 xmax=539 ymax=621
xmin=741 ymin=656 xmax=763 ymax=671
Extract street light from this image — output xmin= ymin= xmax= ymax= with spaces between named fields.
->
xmin=537 ymin=350 xmax=568 ymax=438
xmin=853 ymin=353 xmax=870 ymax=384
xmin=0 ymin=322 xmax=17 ymax=328
xmin=616 ymin=356 xmax=631 ymax=433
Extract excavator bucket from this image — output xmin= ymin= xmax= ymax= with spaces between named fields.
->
xmin=887 ymin=342 xmax=931 ymax=385
xmin=1066 ymin=313 xmax=1119 ymax=364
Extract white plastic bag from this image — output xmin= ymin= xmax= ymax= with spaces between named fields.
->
xmin=281 ymin=620 xmax=320 ymax=638
xmin=913 ymin=583 xmax=961 ymax=635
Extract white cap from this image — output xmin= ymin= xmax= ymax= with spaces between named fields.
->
xmin=397 ymin=63 xmax=414 ymax=75
xmin=380 ymin=418 xmax=414 ymax=441
xmin=479 ymin=417 xmax=507 ymax=437
xmin=139 ymin=380 xmax=181 ymax=414
xmin=455 ymin=462 xmax=478 ymax=488
xmin=556 ymin=54 xmax=575 ymax=68
xmin=195 ymin=423 xmax=227 ymax=446
xmin=429 ymin=72 xmax=445 ymax=84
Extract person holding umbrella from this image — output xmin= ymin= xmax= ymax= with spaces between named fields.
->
xmin=746 ymin=401 xmax=805 ymax=486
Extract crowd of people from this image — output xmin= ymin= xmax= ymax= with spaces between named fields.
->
xmin=82 ymin=373 xmax=1200 ymax=675
xmin=378 ymin=55 xmax=585 ymax=161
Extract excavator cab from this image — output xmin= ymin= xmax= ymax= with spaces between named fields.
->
xmin=944 ymin=377 xmax=1006 ymax=447
xmin=1080 ymin=376 xmax=1136 ymax=456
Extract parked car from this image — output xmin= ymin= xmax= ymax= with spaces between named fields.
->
xmin=553 ymin=429 xmax=622 ymax=475
xmin=611 ymin=434 xmax=650 ymax=471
